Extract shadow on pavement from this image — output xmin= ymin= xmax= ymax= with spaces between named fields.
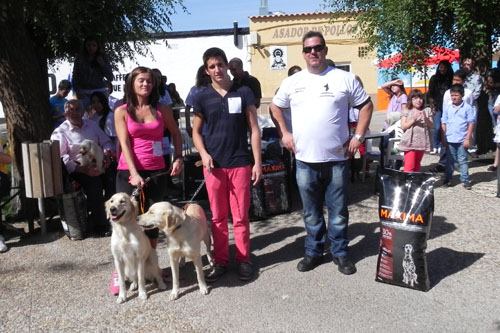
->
xmin=5 ymin=227 xmax=66 ymax=249
xmin=253 ymin=236 xmax=304 ymax=271
xmin=348 ymin=215 xmax=457 ymax=266
xmin=348 ymin=179 xmax=380 ymax=205
xmin=469 ymin=170 xmax=498 ymax=185
xmin=250 ymin=225 xmax=304 ymax=251
xmin=429 ymin=216 xmax=457 ymax=240
xmin=427 ymin=247 xmax=484 ymax=289
xmin=348 ymin=221 xmax=380 ymax=264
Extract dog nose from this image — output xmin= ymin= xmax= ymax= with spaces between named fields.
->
xmin=110 ymin=206 xmax=117 ymax=214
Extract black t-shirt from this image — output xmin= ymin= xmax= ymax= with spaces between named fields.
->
xmin=236 ymin=72 xmax=262 ymax=108
xmin=194 ymin=83 xmax=255 ymax=168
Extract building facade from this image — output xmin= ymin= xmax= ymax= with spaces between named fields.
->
xmin=248 ymin=12 xmax=379 ymax=109
xmin=46 ymin=29 xmax=251 ymax=106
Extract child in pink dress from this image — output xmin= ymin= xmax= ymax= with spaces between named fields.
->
xmin=398 ymin=90 xmax=433 ymax=172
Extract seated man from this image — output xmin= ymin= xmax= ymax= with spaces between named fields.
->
xmin=0 ymin=144 xmax=12 ymax=253
xmin=51 ymin=99 xmax=115 ymax=237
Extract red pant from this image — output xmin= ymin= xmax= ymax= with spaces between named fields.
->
xmin=204 ymin=166 xmax=251 ymax=265
xmin=403 ymin=150 xmax=425 ymax=172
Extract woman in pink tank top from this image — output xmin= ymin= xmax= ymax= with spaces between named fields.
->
xmin=110 ymin=66 xmax=183 ymax=295
xmin=114 ymin=66 xmax=182 ymax=205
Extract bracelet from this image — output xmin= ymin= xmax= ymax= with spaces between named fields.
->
xmin=174 ymin=155 xmax=184 ymax=162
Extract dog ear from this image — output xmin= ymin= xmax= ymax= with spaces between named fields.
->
xmin=163 ymin=211 xmax=179 ymax=232
xmin=130 ymin=195 xmax=139 ymax=216
xmin=105 ymin=199 xmax=111 ymax=219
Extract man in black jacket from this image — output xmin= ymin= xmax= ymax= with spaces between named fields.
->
xmin=229 ymin=57 xmax=262 ymax=108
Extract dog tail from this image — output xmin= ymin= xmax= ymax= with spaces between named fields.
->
xmin=184 ymin=204 xmax=206 ymax=221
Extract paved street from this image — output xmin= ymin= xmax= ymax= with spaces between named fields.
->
xmin=1 ymin=109 xmax=499 ymax=332
xmin=1 ymin=149 xmax=499 ymax=332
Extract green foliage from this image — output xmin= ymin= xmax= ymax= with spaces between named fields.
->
xmin=23 ymin=0 xmax=185 ymax=66
xmin=324 ymin=0 xmax=500 ymax=73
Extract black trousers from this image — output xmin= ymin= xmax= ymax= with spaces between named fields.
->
xmin=70 ymin=172 xmax=107 ymax=232
xmin=116 ymin=169 xmax=167 ymax=212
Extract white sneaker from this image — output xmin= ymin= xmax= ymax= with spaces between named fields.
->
xmin=0 ymin=235 xmax=8 ymax=253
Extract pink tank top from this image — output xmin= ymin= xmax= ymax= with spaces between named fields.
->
xmin=117 ymin=106 xmax=165 ymax=171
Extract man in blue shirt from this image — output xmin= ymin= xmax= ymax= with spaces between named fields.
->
xmin=442 ymin=84 xmax=476 ymax=189
xmin=192 ymin=47 xmax=262 ymax=282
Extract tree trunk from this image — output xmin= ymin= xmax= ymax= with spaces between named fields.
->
xmin=0 ymin=0 xmax=52 ymax=176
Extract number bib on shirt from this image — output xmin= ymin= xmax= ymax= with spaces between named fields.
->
xmin=152 ymin=141 xmax=162 ymax=156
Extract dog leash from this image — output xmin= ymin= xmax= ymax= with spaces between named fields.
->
xmin=131 ymin=169 xmax=171 ymax=197
xmin=188 ymin=167 xmax=211 ymax=203
xmin=131 ymin=165 xmax=173 ymax=213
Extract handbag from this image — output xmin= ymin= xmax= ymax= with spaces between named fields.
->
xmin=57 ymin=189 xmax=88 ymax=240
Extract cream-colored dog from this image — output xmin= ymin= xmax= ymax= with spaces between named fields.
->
xmin=139 ymin=202 xmax=212 ymax=300
xmin=105 ymin=193 xmax=167 ymax=304
xmin=79 ymin=139 xmax=104 ymax=174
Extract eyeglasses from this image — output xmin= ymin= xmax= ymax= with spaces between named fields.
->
xmin=302 ymin=44 xmax=325 ymax=54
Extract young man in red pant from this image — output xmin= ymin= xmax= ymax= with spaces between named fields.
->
xmin=192 ymin=47 xmax=262 ymax=282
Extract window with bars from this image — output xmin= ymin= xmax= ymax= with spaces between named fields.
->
xmin=336 ymin=64 xmax=351 ymax=72
xmin=358 ymin=46 xmax=369 ymax=58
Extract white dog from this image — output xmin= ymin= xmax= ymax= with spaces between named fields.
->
xmin=139 ymin=201 xmax=212 ymax=300
xmin=79 ymin=139 xmax=104 ymax=174
xmin=105 ymin=193 xmax=167 ymax=304
xmin=402 ymin=244 xmax=418 ymax=287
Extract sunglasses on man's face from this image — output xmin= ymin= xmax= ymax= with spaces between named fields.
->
xmin=302 ymin=44 xmax=325 ymax=54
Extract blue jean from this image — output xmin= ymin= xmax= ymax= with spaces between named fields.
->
xmin=445 ymin=143 xmax=469 ymax=182
xmin=295 ymin=160 xmax=349 ymax=258
xmin=432 ymin=110 xmax=442 ymax=149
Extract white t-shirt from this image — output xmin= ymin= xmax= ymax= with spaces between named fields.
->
xmin=442 ymin=88 xmax=476 ymax=116
xmin=272 ymin=67 xmax=369 ymax=162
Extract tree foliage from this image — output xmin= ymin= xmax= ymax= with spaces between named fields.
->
xmin=23 ymin=0 xmax=186 ymax=66
xmin=0 ymin=0 xmax=184 ymax=174
xmin=324 ymin=0 xmax=500 ymax=74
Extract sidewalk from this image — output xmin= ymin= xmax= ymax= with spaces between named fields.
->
xmin=1 ymin=153 xmax=499 ymax=332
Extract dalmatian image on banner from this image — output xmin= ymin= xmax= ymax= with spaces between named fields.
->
xmin=270 ymin=46 xmax=287 ymax=70
xmin=402 ymin=244 xmax=418 ymax=287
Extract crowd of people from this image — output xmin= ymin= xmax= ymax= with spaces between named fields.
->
xmin=1 ymin=32 xmax=498 ymax=291
xmin=379 ymin=56 xmax=500 ymax=188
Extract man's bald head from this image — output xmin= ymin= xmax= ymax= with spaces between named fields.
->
xmin=229 ymin=57 xmax=245 ymax=79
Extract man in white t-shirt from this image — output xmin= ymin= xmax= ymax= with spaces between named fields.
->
xmin=270 ymin=31 xmax=373 ymax=276
xmin=442 ymin=69 xmax=475 ymax=114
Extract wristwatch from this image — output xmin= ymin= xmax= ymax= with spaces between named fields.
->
xmin=354 ymin=134 xmax=365 ymax=143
